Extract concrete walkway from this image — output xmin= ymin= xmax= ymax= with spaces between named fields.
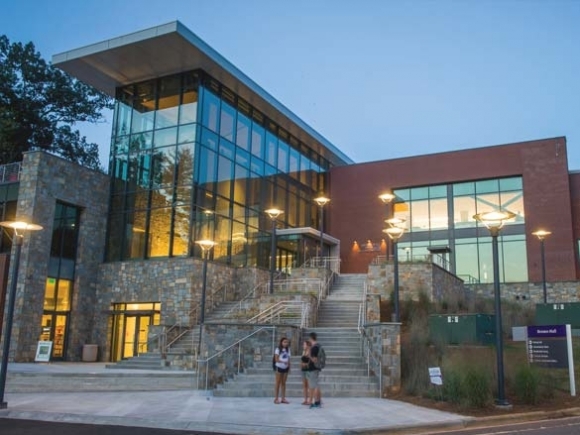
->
xmin=0 ymin=363 xmax=472 ymax=434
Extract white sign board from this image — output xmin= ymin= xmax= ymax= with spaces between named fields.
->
xmin=35 ymin=341 xmax=53 ymax=362
xmin=429 ymin=367 xmax=443 ymax=385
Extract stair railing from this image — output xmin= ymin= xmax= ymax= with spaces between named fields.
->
xmin=302 ymin=256 xmax=341 ymax=274
xmin=246 ymin=300 xmax=309 ymax=327
xmin=196 ymin=326 xmax=277 ymax=390
xmin=358 ymin=280 xmax=368 ymax=333
xmin=164 ymin=283 xmax=231 ymax=354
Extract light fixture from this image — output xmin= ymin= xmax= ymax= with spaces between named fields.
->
xmin=314 ymin=196 xmax=330 ymax=265
xmin=532 ymin=230 xmax=551 ymax=304
xmin=378 ymin=192 xmax=395 ymax=204
xmin=265 ymin=208 xmax=283 ymax=294
xmin=0 ymin=220 xmax=43 ymax=409
xmin=473 ymin=209 xmax=514 ymax=407
xmin=194 ymin=238 xmax=215 ymax=357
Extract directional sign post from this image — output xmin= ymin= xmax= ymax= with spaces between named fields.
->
xmin=527 ymin=324 xmax=576 ymax=396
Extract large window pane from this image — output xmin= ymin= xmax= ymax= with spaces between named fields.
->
xmin=155 ymin=75 xmax=180 ymax=129
xmin=180 ymin=73 xmax=198 ymax=124
xmin=148 ymin=207 xmax=172 ymax=257
xmin=172 ymin=204 xmax=191 ymax=256
xmin=217 ymin=156 xmax=233 ymax=198
xmin=201 ymin=89 xmax=220 ymax=132
xmin=430 ymin=198 xmax=448 ymax=229
xmin=410 ymin=200 xmax=429 ymax=231
xmin=502 ymin=236 xmax=528 ymax=282
xmin=220 ymin=102 xmax=236 ymax=141
xmin=454 ymin=196 xmax=476 ymax=228
xmin=197 ymin=147 xmax=217 ymax=191
xmin=236 ymin=113 xmax=251 ymax=150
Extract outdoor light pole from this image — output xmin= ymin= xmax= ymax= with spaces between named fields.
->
xmin=314 ymin=196 xmax=330 ymax=266
xmin=383 ymin=218 xmax=406 ymax=323
xmin=379 ymin=192 xmax=395 ymax=260
xmin=195 ymin=239 xmax=216 ymax=357
xmin=532 ymin=230 xmax=551 ymax=304
xmin=265 ymin=208 xmax=283 ymax=295
xmin=0 ymin=221 xmax=43 ymax=409
xmin=474 ymin=210 xmax=515 ymax=408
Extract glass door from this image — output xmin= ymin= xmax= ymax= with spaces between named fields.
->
xmin=39 ymin=313 xmax=68 ymax=360
xmin=122 ymin=315 xmax=151 ymax=359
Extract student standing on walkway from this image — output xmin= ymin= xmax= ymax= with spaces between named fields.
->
xmin=273 ymin=337 xmax=291 ymax=404
xmin=300 ymin=340 xmax=312 ymax=405
xmin=307 ymin=332 xmax=322 ymax=408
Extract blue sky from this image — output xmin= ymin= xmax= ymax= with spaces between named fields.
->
xmin=2 ymin=0 xmax=579 ymax=169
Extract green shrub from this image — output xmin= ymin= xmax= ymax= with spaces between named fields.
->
xmin=514 ymin=364 xmax=540 ymax=404
xmin=462 ymin=367 xmax=492 ymax=408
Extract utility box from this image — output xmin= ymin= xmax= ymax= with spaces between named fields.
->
xmin=429 ymin=314 xmax=495 ymax=345
xmin=536 ymin=302 xmax=580 ymax=329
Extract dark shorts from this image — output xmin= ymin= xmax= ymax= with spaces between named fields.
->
xmin=276 ymin=367 xmax=289 ymax=374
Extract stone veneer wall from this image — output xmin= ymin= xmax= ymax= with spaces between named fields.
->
xmin=199 ymin=324 xmax=301 ymax=390
xmin=4 ymin=151 xmax=109 ymax=361
xmin=467 ymin=281 xmax=580 ymax=305
xmin=366 ymin=262 xmax=466 ymax=304
xmin=95 ymin=257 xmax=252 ymax=361
xmin=364 ymin=323 xmax=401 ymax=396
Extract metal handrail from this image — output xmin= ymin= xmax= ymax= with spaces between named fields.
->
xmin=246 ymin=300 xmax=309 ymax=327
xmin=196 ymin=326 xmax=276 ymax=390
xmin=164 ymin=283 xmax=230 ymax=353
xmin=302 ymin=256 xmax=341 ymax=274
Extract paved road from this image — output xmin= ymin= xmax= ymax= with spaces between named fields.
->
xmin=0 ymin=418 xmax=223 ymax=435
xmin=419 ymin=416 xmax=580 ymax=435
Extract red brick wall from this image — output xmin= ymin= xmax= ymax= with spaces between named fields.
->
xmin=329 ymin=137 xmax=577 ymax=281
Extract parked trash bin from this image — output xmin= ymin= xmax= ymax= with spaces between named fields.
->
xmin=82 ymin=344 xmax=98 ymax=362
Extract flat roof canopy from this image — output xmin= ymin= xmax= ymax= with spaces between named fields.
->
xmin=53 ymin=21 xmax=353 ymax=166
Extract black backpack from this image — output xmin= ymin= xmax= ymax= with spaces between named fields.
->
xmin=313 ymin=344 xmax=326 ymax=370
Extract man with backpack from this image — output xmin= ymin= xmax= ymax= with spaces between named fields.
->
xmin=306 ymin=332 xmax=325 ymax=408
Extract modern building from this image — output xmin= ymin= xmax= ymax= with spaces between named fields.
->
xmin=1 ymin=21 xmax=579 ymax=364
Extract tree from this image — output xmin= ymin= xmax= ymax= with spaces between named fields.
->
xmin=0 ymin=35 xmax=113 ymax=170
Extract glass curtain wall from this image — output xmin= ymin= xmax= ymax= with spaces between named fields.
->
xmin=393 ymin=176 xmax=527 ymax=283
xmin=106 ymin=70 xmax=329 ymax=268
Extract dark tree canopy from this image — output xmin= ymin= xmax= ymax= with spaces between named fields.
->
xmin=0 ymin=35 xmax=113 ymax=170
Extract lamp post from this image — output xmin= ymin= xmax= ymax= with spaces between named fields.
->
xmin=195 ymin=239 xmax=216 ymax=357
xmin=473 ymin=210 xmax=515 ymax=407
xmin=383 ymin=218 xmax=406 ymax=323
xmin=0 ymin=220 xmax=43 ymax=409
xmin=265 ymin=208 xmax=283 ymax=294
xmin=532 ymin=230 xmax=551 ymax=304
xmin=314 ymin=195 xmax=330 ymax=266
xmin=379 ymin=192 xmax=395 ymax=260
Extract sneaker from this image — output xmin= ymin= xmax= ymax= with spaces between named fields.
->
xmin=309 ymin=402 xmax=321 ymax=409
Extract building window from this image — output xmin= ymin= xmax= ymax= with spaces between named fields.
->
xmin=393 ymin=176 xmax=526 ymax=283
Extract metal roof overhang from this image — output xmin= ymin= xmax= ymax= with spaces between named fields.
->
xmin=52 ymin=21 xmax=353 ymax=167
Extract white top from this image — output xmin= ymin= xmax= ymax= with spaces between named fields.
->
xmin=275 ymin=347 xmax=290 ymax=369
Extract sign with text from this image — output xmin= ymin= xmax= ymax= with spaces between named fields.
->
xmin=34 ymin=341 xmax=53 ymax=362
xmin=527 ymin=325 xmax=568 ymax=368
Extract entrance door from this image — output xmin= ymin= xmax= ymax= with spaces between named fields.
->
xmin=39 ymin=313 xmax=68 ymax=360
xmin=122 ymin=315 xmax=151 ymax=359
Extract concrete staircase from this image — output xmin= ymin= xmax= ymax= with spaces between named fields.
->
xmin=214 ymin=273 xmax=380 ymax=398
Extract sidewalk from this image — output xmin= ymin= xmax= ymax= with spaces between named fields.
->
xmin=0 ymin=362 xmax=471 ymax=434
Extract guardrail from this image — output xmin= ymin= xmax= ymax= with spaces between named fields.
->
xmin=302 ymin=256 xmax=341 ymax=274
xmin=246 ymin=300 xmax=310 ymax=327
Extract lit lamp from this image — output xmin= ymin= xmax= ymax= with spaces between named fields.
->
xmin=0 ymin=220 xmax=43 ymax=409
xmin=265 ymin=208 xmax=283 ymax=295
xmin=195 ymin=239 xmax=216 ymax=357
xmin=473 ymin=210 xmax=515 ymax=407
xmin=383 ymin=218 xmax=406 ymax=323
xmin=532 ymin=230 xmax=551 ymax=304
xmin=379 ymin=192 xmax=395 ymax=260
xmin=314 ymin=196 xmax=330 ymax=265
